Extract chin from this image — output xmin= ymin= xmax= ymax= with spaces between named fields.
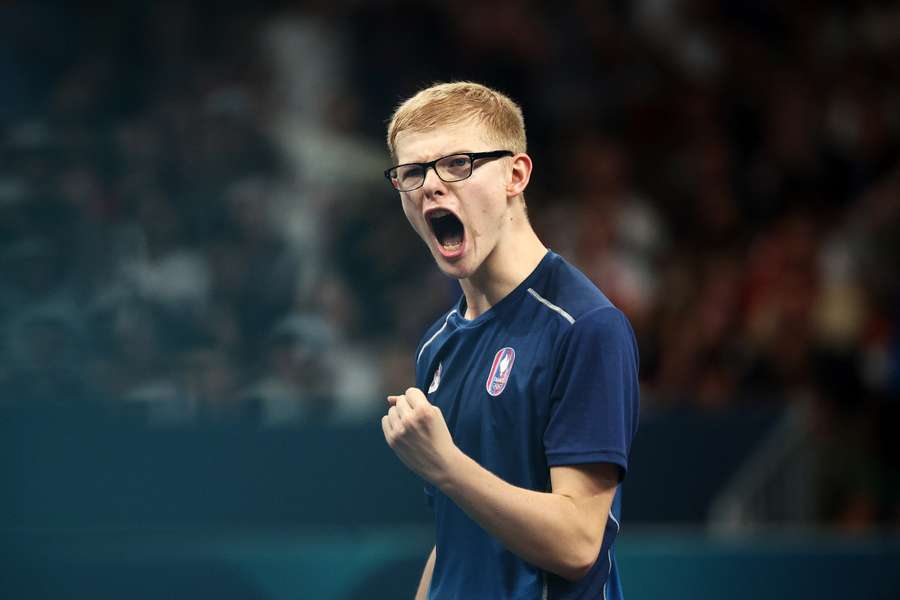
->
xmin=434 ymin=260 xmax=466 ymax=280
xmin=432 ymin=252 xmax=474 ymax=280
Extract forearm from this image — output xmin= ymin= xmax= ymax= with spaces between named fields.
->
xmin=382 ymin=389 xmax=611 ymax=581
xmin=436 ymin=450 xmax=604 ymax=581
xmin=414 ymin=546 xmax=435 ymax=600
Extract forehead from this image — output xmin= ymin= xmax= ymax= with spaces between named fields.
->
xmin=394 ymin=121 xmax=493 ymax=164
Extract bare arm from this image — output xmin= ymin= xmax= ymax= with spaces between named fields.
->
xmin=383 ymin=388 xmax=617 ymax=581
xmin=414 ymin=546 xmax=435 ymax=600
xmin=439 ymin=454 xmax=616 ymax=580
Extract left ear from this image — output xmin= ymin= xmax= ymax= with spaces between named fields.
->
xmin=506 ymin=153 xmax=532 ymax=198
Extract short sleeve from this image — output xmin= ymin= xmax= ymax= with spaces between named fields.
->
xmin=543 ymin=306 xmax=640 ymax=480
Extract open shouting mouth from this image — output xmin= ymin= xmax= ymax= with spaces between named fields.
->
xmin=426 ymin=208 xmax=466 ymax=259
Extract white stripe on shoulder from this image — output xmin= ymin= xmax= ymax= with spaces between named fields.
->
xmin=527 ymin=288 xmax=575 ymax=324
xmin=416 ymin=310 xmax=456 ymax=364
xmin=608 ymin=509 xmax=621 ymax=532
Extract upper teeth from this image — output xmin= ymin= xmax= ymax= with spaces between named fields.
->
xmin=429 ymin=209 xmax=451 ymax=219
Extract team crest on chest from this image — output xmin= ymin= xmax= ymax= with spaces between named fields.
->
xmin=485 ymin=347 xmax=516 ymax=397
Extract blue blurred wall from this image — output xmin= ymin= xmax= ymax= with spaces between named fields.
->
xmin=3 ymin=408 xmax=899 ymax=598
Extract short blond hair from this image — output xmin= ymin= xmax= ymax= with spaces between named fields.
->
xmin=386 ymin=81 xmax=527 ymax=160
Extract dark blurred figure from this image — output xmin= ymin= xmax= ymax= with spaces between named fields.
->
xmin=239 ymin=314 xmax=337 ymax=426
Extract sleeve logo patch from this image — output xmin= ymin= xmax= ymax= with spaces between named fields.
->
xmin=485 ymin=347 xmax=516 ymax=397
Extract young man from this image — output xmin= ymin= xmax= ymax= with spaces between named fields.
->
xmin=381 ymin=82 xmax=639 ymax=599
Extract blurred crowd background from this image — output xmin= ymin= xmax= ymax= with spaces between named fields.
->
xmin=2 ymin=0 xmax=899 ymax=541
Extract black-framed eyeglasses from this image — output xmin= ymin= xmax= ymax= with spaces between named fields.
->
xmin=384 ymin=150 xmax=513 ymax=192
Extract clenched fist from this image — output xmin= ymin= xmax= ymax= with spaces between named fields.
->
xmin=382 ymin=387 xmax=459 ymax=484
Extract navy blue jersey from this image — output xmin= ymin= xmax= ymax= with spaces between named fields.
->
xmin=415 ymin=251 xmax=639 ymax=600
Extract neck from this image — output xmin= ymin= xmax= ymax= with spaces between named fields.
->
xmin=460 ymin=225 xmax=547 ymax=320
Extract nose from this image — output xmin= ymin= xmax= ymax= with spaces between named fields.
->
xmin=421 ymin=165 xmax=447 ymax=198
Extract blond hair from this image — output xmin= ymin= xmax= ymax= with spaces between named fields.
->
xmin=386 ymin=81 xmax=527 ymax=160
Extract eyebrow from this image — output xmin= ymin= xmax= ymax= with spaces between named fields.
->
xmin=401 ymin=150 xmax=474 ymax=165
